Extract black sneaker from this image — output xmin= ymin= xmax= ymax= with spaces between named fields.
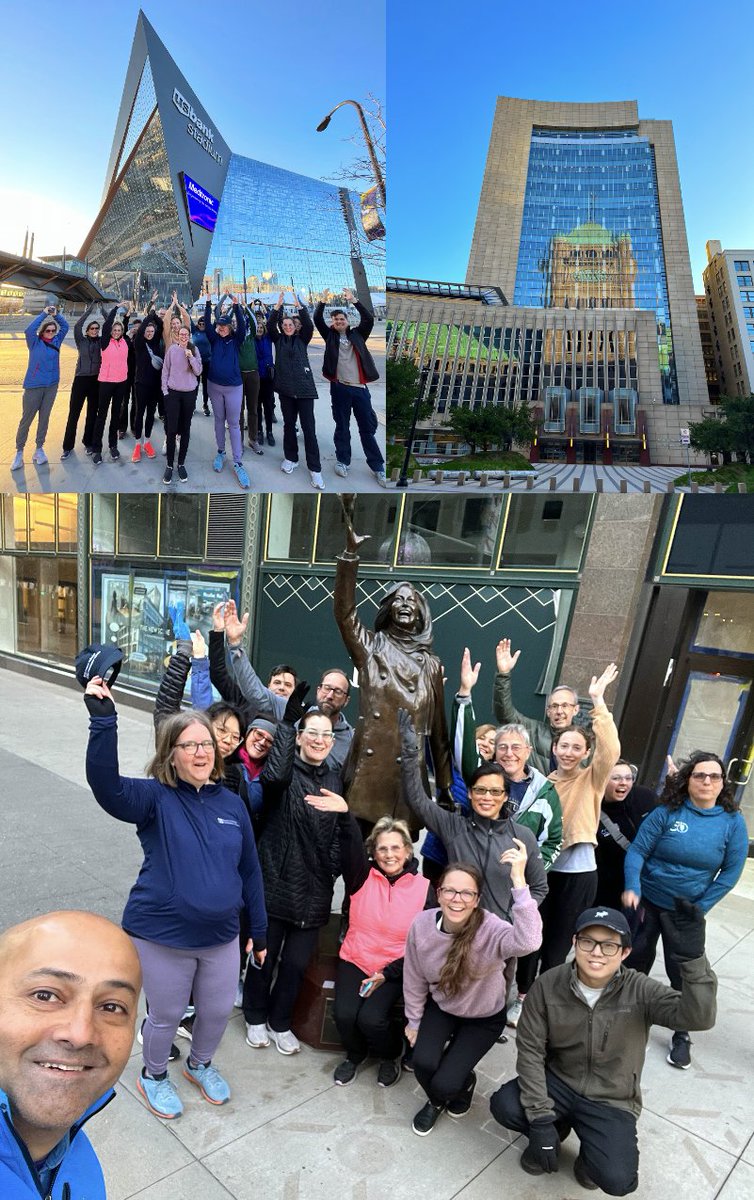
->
xmin=377 ymin=1059 xmax=401 ymax=1088
xmin=175 ymin=1014 xmax=194 ymax=1040
xmin=447 ymin=1070 xmax=476 ymax=1117
xmin=203 ymin=405 xmax=210 ymax=416
xmin=85 ymin=446 xmax=94 ymax=456
xmin=109 ymin=447 xmax=120 ymax=462
xmin=61 ymin=449 xmax=72 ymax=461
xmin=412 ymin=1100 xmax=444 ymax=1136
xmin=574 ymin=1155 xmax=599 ymax=1190
xmin=162 ymin=466 xmax=173 ymax=485
xmin=333 ymin=1058 xmax=360 ymax=1086
xmin=177 ymin=464 xmax=188 ymax=482
xmin=92 ymin=452 xmax=102 ymax=465
xmin=401 ymin=1048 xmax=415 ymax=1073
xmin=667 ymin=1032 xmax=692 ymax=1069
xmin=137 ymin=1019 xmax=180 ymax=1062
xmin=266 ymin=432 xmax=275 ymax=446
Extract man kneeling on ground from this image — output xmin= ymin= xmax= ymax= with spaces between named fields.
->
xmin=490 ymin=902 xmax=716 ymax=1195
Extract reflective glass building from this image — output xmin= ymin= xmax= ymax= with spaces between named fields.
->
xmin=79 ymin=12 xmax=382 ymax=306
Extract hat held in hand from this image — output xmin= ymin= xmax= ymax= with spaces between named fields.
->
xmin=75 ymin=643 xmax=123 ymax=690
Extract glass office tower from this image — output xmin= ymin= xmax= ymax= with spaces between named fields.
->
xmin=513 ymin=128 xmax=677 ymax=403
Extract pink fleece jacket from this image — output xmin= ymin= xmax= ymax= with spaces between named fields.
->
xmin=403 ymin=887 xmax=542 ymax=1027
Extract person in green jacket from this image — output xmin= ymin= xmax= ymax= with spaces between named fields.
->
xmin=490 ymin=902 xmax=717 ymax=1194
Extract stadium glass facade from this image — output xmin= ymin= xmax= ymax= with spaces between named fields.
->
xmin=513 ymin=128 xmax=678 ymax=404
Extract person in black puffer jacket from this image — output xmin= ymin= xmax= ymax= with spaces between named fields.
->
xmin=267 ymin=290 xmax=323 ymax=490
xmin=243 ymin=698 xmax=346 ymax=1055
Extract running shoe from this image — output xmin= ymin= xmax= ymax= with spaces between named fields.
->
xmin=85 ymin=446 xmax=94 ymax=456
xmin=143 ymin=440 xmax=156 ymax=458
xmin=266 ymin=1026 xmax=300 ymax=1055
xmin=60 ymin=449 xmax=72 ymax=461
xmin=183 ymin=1060 xmax=230 ymax=1104
xmin=32 ymin=448 xmax=48 ymax=466
xmin=245 ymin=1023 xmax=270 ymax=1048
xmin=109 ymin=447 xmax=120 ymax=462
xmin=213 ymin=450 xmax=226 ymax=472
xmin=412 ymin=1101 xmax=444 ymax=1136
xmin=309 ymin=471 xmax=325 ymax=491
xmin=667 ymin=1032 xmax=692 ymax=1069
xmin=335 ymin=462 xmax=349 ymax=478
xmin=233 ymin=461 xmax=250 ymax=489
xmin=162 ymin=466 xmax=173 ymax=485
xmin=377 ymin=1060 xmax=401 ymax=1088
xmin=373 ymin=469 xmax=388 ymax=486
xmin=266 ymin=433 xmax=275 ymax=446
xmin=131 ymin=443 xmax=142 ymax=463
xmin=92 ymin=452 xmax=103 ymax=465
xmin=137 ymin=1070 xmax=183 ymax=1119
xmin=250 ymin=441 xmax=264 ymax=455
xmin=177 ymin=464 xmax=188 ymax=483
xmin=10 ymin=452 xmax=23 ymax=471
xmin=333 ymin=1058 xmax=361 ymax=1086
xmin=203 ymin=404 xmax=210 ymax=416
xmin=280 ymin=459 xmax=298 ymax=474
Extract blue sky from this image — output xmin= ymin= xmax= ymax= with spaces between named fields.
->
xmin=0 ymin=0 xmax=384 ymax=259
xmin=388 ymin=0 xmax=754 ymax=292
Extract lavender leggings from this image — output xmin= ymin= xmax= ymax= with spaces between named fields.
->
xmin=208 ymin=381 xmax=243 ymax=463
xmin=132 ymin=936 xmax=239 ymax=1075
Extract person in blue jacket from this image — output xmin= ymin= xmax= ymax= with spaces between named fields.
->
xmin=190 ymin=311 xmax=212 ymax=415
xmin=12 ymin=305 xmax=69 ymax=471
xmin=622 ymin=749 xmax=748 ymax=1070
xmin=203 ymin=293 xmax=250 ymax=488
xmin=83 ymin=673 xmax=268 ymax=1120
xmin=254 ymin=309 xmax=277 ymax=444
xmin=0 ymin=909 xmax=141 ymax=1199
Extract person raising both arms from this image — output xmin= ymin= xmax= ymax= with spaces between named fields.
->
xmin=268 ymin=289 xmax=324 ymax=490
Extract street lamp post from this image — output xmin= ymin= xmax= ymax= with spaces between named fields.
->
xmin=316 ymin=100 xmax=385 ymax=208
xmin=396 ymin=367 xmax=429 ymax=489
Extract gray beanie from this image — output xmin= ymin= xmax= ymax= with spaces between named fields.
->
xmin=248 ymin=717 xmax=277 ymax=738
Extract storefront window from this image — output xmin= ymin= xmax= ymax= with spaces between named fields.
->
xmin=29 ymin=496 xmax=56 ymax=553
xmin=501 ymin=496 xmax=592 ymax=569
xmin=398 ymin=497 xmax=504 ymax=567
xmin=665 ymin=497 xmax=754 ymax=577
xmin=117 ymin=496 xmax=159 ymax=556
xmin=14 ymin=557 xmax=77 ymax=664
xmin=315 ymin=497 xmax=399 ymax=565
xmin=160 ymin=496 xmax=206 ymax=559
xmin=58 ymin=495 xmax=78 ymax=553
xmin=266 ymin=496 xmax=317 ymax=561
xmin=693 ymin=591 xmax=754 ymax=659
xmin=91 ymin=496 xmax=116 ymax=554
xmin=4 ymin=497 xmax=27 ymax=550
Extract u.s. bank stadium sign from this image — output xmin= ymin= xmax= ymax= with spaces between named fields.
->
xmin=172 ymin=88 xmax=223 ymax=165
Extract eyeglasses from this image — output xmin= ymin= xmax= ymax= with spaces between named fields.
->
xmin=471 ymin=785 xmax=505 ymax=798
xmin=248 ymin=731 xmax=274 ymax=747
xmin=213 ymin=725 xmax=242 ymax=746
xmin=547 ymin=701 xmax=576 ymax=711
xmin=690 ymin=771 xmax=724 ymax=782
xmin=318 ymin=683 xmax=347 ymax=698
xmin=609 ymin=774 xmax=634 ymax=784
xmin=300 ymin=730 xmax=335 ymax=742
xmin=496 ymin=743 xmax=526 ymax=753
xmin=437 ymin=887 xmax=478 ymax=902
xmin=575 ymin=935 xmax=622 ymax=957
xmin=175 ymin=740 xmax=215 ymax=754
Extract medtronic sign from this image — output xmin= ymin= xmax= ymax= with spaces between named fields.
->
xmin=172 ymin=87 xmax=223 ymax=165
xmin=181 ymin=173 xmax=220 ymax=233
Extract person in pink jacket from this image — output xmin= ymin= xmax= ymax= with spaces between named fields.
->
xmin=92 ymin=305 xmax=132 ymax=465
xmin=332 ymin=815 xmax=433 ymax=1090
xmin=403 ymin=852 xmax=542 ymax=1136
xmin=161 ymin=326 xmax=202 ymax=484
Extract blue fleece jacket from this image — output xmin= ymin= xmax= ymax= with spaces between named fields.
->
xmin=86 ymin=714 xmax=267 ymax=948
xmin=22 ymin=312 xmax=69 ymax=389
xmin=205 ymin=301 xmax=244 ymax=386
xmin=255 ymin=332 xmax=274 ymax=378
xmin=0 ymin=1086 xmax=112 ymax=1199
xmin=624 ymin=799 xmax=748 ymax=912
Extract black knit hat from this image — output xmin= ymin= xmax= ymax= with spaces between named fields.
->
xmin=75 ymin=643 xmax=123 ymax=690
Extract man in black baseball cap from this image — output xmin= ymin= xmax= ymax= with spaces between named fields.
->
xmin=490 ymin=900 xmax=717 ymax=1194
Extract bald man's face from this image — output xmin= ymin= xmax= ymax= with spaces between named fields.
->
xmin=0 ymin=913 xmax=141 ymax=1158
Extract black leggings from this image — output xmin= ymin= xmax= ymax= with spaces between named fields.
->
xmin=164 ymin=389 xmax=194 ymax=466
xmin=333 ymin=958 xmax=403 ymax=1061
xmin=625 ymin=898 xmax=683 ymax=991
xmin=539 ymin=869 xmax=598 ymax=973
xmin=92 ymin=380 xmax=128 ymax=454
xmin=134 ymin=378 xmax=161 ymax=440
xmin=413 ymin=995 xmax=506 ymax=1107
xmin=242 ymin=917 xmax=319 ymax=1032
xmin=63 ymin=374 xmax=99 ymax=452
xmin=258 ymin=376 xmax=275 ymax=433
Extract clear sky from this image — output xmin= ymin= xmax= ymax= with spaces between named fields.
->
xmin=388 ymin=0 xmax=754 ymax=293
xmin=0 ymin=0 xmax=385 ymax=259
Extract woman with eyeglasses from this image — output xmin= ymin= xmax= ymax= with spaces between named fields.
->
xmin=243 ymin=702 xmax=347 ymax=1056
xmin=13 ymin=304 xmax=70 ymax=471
xmin=61 ymin=303 xmax=110 ymax=461
xmin=82 ymin=674 xmax=267 ymax=1122
xmin=622 ymin=750 xmax=747 ymax=1069
xmin=404 ymin=855 xmax=542 ymax=1136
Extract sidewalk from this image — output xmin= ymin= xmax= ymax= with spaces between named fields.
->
xmin=0 ymin=324 xmax=386 ymax=494
xmin=0 ymin=666 xmax=751 ymax=1200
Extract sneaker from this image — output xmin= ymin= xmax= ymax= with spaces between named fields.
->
xmin=61 ymin=449 xmax=72 ymax=461
xmin=109 ymin=448 xmax=120 ymax=462
xmin=280 ymin=458 xmax=298 ymax=474
xmin=266 ymin=1025 xmax=300 ymax=1055
xmin=161 ymin=440 xmax=167 ymax=456
xmin=401 ymin=1048 xmax=415 ymax=1073
xmin=203 ymin=404 xmax=210 ymax=417
xmin=573 ymin=1155 xmax=599 ymax=1190
xmin=143 ymin=440 xmax=156 ymax=459
xmin=266 ymin=433 xmax=275 ymax=447
xmin=234 ymin=978 xmax=244 ymax=1009
xmin=333 ymin=1058 xmax=360 ymax=1086
xmin=373 ymin=469 xmax=387 ymax=486
xmin=447 ymin=1070 xmax=476 ymax=1117
xmin=310 ymin=471 xmax=325 ymax=491
xmin=377 ymin=1059 xmax=401 ymax=1088
xmin=667 ymin=1032 xmax=692 ymax=1069
xmin=162 ymin=466 xmax=173 ymax=485
xmin=137 ymin=1070 xmax=183 ymax=1119
xmin=245 ymin=1023 xmax=270 ymax=1048
xmin=335 ymin=461 xmax=349 ymax=478
xmin=507 ymin=998 xmax=523 ymax=1028
xmin=10 ymin=451 xmax=24 ymax=471
xmin=85 ymin=446 xmax=94 ymax=456
xmin=136 ymin=1019 xmax=180 ymax=1061
xmin=412 ymin=1100 xmax=444 ymax=1136
xmin=131 ymin=443 xmax=142 ymax=463
xmin=92 ymin=452 xmax=103 ymax=465
xmin=252 ymin=441 xmax=264 ymax=455
xmin=177 ymin=464 xmax=188 ymax=483
xmin=233 ymin=461 xmax=251 ymax=489
xmin=520 ymin=1147 xmax=545 ymax=1176
xmin=183 ymin=1060 xmax=230 ymax=1105
xmin=32 ymin=448 xmax=48 ymax=466
xmin=175 ymin=1015 xmax=194 ymax=1041
xmin=213 ymin=450 xmax=226 ymax=472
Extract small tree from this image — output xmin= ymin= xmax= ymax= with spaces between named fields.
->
xmin=386 ymin=359 xmax=433 ymax=441
xmin=690 ymin=394 xmax=754 ymax=464
xmin=447 ymin=404 xmax=535 ymax=454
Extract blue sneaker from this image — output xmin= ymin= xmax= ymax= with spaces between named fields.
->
xmin=213 ymin=450 xmax=226 ymax=472
xmin=233 ymin=461 xmax=250 ymax=489
xmin=183 ymin=1060 xmax=231 ymax=1105
xmin=137 ymin=1070 xmax=183 ymax=1119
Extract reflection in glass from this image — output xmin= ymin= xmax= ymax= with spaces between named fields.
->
xmin=266 ymin=496 xmax=317 ymax=561
xmin=316 ymin=496 xmax=398 ymax=564
xmin=117 ymin=496 xmax=159 ymax=556
xmin=91 ymin=496 xmax=116 ymax=555
xmin=14 ymin=557 xmax=77 ymax=663
xmin=502 ymin=497 xmax=592 ymax=569
xmin=400 ymin=498 xmax=503 ymax=567
xmin=57 ymin=495 xmax=79 ymax=553
xmin=160 ymin=496 xmax=206 ymax=559
xmin=693 ymin=592 xmax=754 ymax=659
xmin=29 ymin=496 xmax=56 ymax=552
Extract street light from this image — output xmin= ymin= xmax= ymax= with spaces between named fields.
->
xmin=316 ymin=100 xmax=385 ymax=209
xmin=396 ymin=367 xmax=430 ymax=489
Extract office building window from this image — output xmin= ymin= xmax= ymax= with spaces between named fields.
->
xmin=734 ymin=260 xmax=750 ymax=271
xmin=737 ymin=276 xmax=753 ymax=287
